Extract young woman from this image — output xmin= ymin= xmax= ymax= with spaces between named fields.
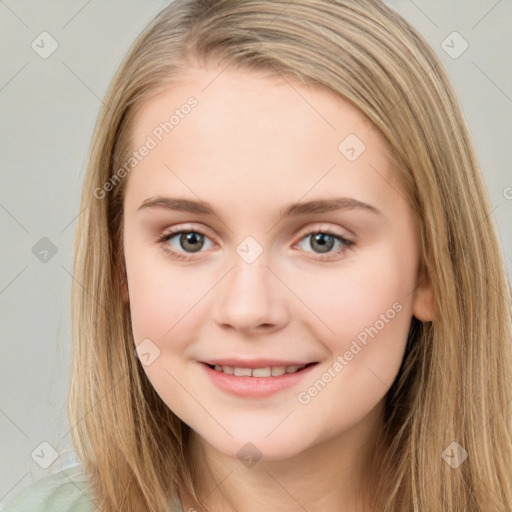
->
xmin=5 ymin=0 xmax=512 ymax=510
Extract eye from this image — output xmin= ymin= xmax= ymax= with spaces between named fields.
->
xmin=295 ymin=229 xmax=354 ymax=260
xmin=157 ymin=226 xmax=354 ymax=262
xmin=158 ymin=229 xmax=215 ymax=259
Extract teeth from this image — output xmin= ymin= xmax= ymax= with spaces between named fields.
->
xmin=233 ymin=367 xmax=252 ymax=377
xmin=211 ymin=364 xmax=307 ymax=377
xmin=271 ymin=366 xmax=286 ymax=376
xmin=252 ymin=367 xmax=272 ymax=377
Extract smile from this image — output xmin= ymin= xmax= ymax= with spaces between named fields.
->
xmin=201 ymin=361 xmax=319 ymax=398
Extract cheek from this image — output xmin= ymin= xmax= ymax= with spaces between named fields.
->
xmin=125 ymin=247 xmax=206 ymax=412
xmin=124 ymin=236 xmax=196 ymax=348
xmin=291 ymin=245 xmax=416 ymax=399
xmin=294 ymin=245 xmax=416 ymax=343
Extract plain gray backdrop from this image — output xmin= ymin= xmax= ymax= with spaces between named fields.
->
xmin=1 ymin=0 xmax=511 ymax=508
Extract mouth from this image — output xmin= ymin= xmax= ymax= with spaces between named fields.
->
xmin=203 ymin=362 xmax=317 ymax=377
xmin=200 ymin=360 xmax=319 ymax=398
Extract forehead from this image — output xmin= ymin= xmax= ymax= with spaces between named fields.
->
xmin=131 ymin=65 xmax=379 ymax=150
xmin=124 ymin=66 xmax=401 ymax=217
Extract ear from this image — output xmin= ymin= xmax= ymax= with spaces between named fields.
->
xmin=412 ymin=272 xmax=435 ymax=322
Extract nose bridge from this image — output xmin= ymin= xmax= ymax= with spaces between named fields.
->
xmin=213 ymin=247 xmax=289 ymax=332
xmin=229 ymin=255 xmax=271 ymax=297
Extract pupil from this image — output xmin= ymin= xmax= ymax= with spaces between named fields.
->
xmin=312 ymin=233 xmax=334 ymax=253
xmin=181 ymin=232 xmax=203 ymax=252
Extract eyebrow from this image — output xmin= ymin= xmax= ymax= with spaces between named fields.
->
xmin=137 ymin=196 xmax=382 ymax=217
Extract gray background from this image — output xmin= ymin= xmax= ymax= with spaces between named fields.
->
xmin=0 ymin=0 xmax=511 ymax=507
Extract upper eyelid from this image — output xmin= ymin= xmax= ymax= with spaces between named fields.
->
xmin=161 ymin=222 xmax=352 ymax=239
xmin=161 ymin=223 xmax=216 ymax=239
xmin=296 ymin=225 xmax=352 ymax=239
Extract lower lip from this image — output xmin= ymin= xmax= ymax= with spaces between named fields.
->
xmin=200 ymin=362 xmax=317 ymax=398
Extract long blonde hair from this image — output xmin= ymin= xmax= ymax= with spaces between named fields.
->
xmin=69 ymin=1 xmax=512 ymax=510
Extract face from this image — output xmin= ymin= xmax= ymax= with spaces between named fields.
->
xmin=121 ymin=65 xmax=434 ymax=462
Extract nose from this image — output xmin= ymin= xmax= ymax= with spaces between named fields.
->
xmin=212 ymin=257 xmax=290 ymax=334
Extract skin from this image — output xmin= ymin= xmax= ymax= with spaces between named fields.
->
xmin=121 ymin=63 xmax=435 ymax=511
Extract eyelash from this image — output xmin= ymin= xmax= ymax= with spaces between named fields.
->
xmin=157 ymin=226 xmax=355 ymax=262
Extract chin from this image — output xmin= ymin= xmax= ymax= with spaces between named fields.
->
xmin=198 ymin=428 xmax=314 ymax=465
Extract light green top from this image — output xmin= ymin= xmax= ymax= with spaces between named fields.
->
xmin=3 ymin=465 xmax=183 ymax=512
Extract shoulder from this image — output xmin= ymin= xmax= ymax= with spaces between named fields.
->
xmin=3 ymin=465 xmax=96 ymax=512
xmin=4 ymin=464 xmax=184 ymax=512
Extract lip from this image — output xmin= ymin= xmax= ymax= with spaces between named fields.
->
xmin=200 ymin=361 xmax=318 ymax=398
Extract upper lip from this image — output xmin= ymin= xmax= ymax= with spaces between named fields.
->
xmin=201 ymin=358 xmax=317 ymax=369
